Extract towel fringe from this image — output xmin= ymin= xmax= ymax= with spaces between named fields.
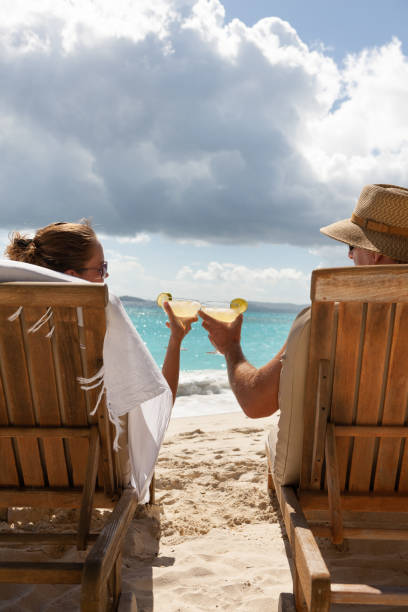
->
xmin=8 ymin=306 xmax=23 ymax=322
xmin=77 ymin=366 xmax=122 ymax=451
xmin=28 ymin=307 xmax=53 ymax=333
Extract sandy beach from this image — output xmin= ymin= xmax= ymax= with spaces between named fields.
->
xmin=2 ymin=411 xmax=408 ymax=611
xmin=0 ymin=411 xmax=294 ymax=611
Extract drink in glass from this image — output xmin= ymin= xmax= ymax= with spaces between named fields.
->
xmin=157 ymin=292 xmax=201 ymax=318
xmin=202 ymin=298 xmax=248 ymax=322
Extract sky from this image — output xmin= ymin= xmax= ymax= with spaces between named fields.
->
xmin=1 ymin=0 xmax=408 ymax=303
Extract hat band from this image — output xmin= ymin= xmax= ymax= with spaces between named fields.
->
xmin=351 ymin=213 xmax=408 ymax=239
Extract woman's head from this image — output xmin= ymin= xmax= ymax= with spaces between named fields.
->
xmin=5 ymin=220 xmax=108 ymax=283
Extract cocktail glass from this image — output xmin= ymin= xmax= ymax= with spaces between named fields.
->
xmin=201 ymin=298 xmax=248 ymax=353
xmin=157 ymin=292 xmax=201 ymax=319
xmin=201 ymin=298 xmax=247 ymax=322
xmin=201 ymin=303 xmax=240 ymax=323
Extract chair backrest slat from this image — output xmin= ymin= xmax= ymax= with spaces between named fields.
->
xmin=22 ymin=306 xmax=69 ymax=487
xmin=347 ymin=303 xmax=394 ymax=493
xmin=82 ymin=306 xmax=115 ymax=494
xmin=0 ymin=323 xmax=19 ymax=486
xmin=301 ymin=301 xmax=336 ymax=488
xmin=51 ymin=307 xmax=90 ymax=487
xmin=0 ymin=306 xmax=45 ymax=487
xmin=374 ymin=303 xmax=408 ymax=492
xmin=331 ymin=302 xmax=365 ymax=490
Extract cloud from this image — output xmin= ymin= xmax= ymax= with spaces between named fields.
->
xmin=177 ymin=260 xmax=307 ymax=282
xmin=174 ymin=260 xmax=309 ymax=302
xmin=113 ymin=233 xmax=151 ymax=244
xmin=0 ymin=0 xmax=407 ymax=247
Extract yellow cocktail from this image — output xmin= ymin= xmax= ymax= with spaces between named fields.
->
xmin=202 ymin=298 xmax=248 ymax=322
xmin=157 ymin=292 xmax=201 ymax=318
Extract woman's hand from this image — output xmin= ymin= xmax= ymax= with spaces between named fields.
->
xmin=163 ymin=301 xmax=197 ymax=343
xmin=199 ymin=309 xmax=243 ymax=355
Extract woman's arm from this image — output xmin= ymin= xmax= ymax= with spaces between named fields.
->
xmin=161 ymin=301 xmax=196 ymax=403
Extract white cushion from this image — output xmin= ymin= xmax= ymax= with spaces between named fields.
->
xmin=268 ymin=307 xmax=311 ymax=486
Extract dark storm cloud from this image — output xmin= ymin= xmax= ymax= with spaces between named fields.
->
xmin=0 ymin=3 xmax=393 ymax=245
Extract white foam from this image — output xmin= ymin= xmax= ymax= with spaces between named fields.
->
xmin=177 ymin=369 xmax=231 ymax=396
xmin=173 ymin=370 xmax=242 ymax=418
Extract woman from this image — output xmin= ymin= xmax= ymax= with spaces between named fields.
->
xmin=5 ymin=219 xmax=195 ymax=403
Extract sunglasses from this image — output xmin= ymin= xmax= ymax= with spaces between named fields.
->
xmin=77 ymin=261 xmax=108 ymax=279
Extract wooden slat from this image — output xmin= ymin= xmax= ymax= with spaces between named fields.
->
xmin=399 ymin=445 xmax=408 ymax=492
xmin=82 ymin=306 xmax=115 ymax=496
xmin=330 ymin=583 xmax=408 ymax=606
xmin=311 ymin=265 xmax=408 ymax=303
xmin=0 ymin=562 xmax=83 ymax=584
xmin=336 ymin=425 xmax=408 ymax=438
xmin=299 ymin=491 xmax=408 ymax=513
xmin=331 ymin=302 xmax=364 ymax=490
xmin=0 ymin=426 xmax=91 ymax=438
xmin=311 ymin=360 xmax=330 ymax=487
xmin=348 ymin=303 xmax=392 ymax=492
xmin=279 ymin=485 xmax=330 ymax=611
xmin=0 ymin=283 xmax=108 ymax=308
xmin=52 ymin=307 xmax=89 ymax=487
xmin=0 ymin=307 xmax=44 ymax=487
xmin=312 ymin=525 xmax=408 ymax=540
xmin=374 ymin=303 xmax=408 ymax=492
xmin=0 ymin=489 xmax=115 ymax=508
xmin=301 ymin=302 xmax=335 ymax=489
xmin=0 ymin=358 xmax=18 ymax=487
xmin=325 ymin=424 xmax=343 ymax=544
xmin=22 ymin=306 xmax=69 ymax=487
xmin=0 ymin=533 xmax=98 ymax=544
xmin=78 ymin=426 xmax=100 ymax=550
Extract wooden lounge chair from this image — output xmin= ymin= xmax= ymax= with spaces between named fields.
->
xmin=267 ymin=265 xmax=408 ymax=611
xmin=0 ymin=282 xmax=142 ymax=611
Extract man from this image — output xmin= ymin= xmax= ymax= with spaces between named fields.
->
xmin=199 ymin=183 xmax=408 ymax=419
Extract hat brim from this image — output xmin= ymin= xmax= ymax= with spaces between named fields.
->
xmin=320 ymin=218 xmax=408 ymax=262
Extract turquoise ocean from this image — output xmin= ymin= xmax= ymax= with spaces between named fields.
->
xmin=122 ymin=300 xmax=302 ymax=418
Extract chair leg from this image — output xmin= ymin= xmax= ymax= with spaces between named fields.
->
xmin=148 ymin=472 xmax=155 ymax=505
xmin=108 ymin=553 xmax=122 ymax=611
xmin=294 ymin=568 xmax=308 ymax=612
xmin=267 ymin=463 xmax=275 ymax=494
xmin=265 ymin=442 xmax=275 ymax=494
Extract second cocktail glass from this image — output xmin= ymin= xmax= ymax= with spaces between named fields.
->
xmin=201 ymin=298 xmax=248 ymax=353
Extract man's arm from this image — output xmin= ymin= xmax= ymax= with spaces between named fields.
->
xmin=199 ymin=310 xmax=284 ymax=418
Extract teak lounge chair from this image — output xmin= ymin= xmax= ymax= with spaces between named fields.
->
xmin=0 ymin=282 xmax=140 ymax=611
xmin=267 ymin=265 xmax=408 ymax=611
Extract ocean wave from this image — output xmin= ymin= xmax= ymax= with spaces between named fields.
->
xmin=177 ymin=369 xmax=231 ymax=397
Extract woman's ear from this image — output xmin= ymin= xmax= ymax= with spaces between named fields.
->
xmin=64 ymin=269 xmax=80 ymax=277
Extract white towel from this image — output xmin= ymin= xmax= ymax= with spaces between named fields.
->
xmin=0 ymin=259 xmax=173 ymax=502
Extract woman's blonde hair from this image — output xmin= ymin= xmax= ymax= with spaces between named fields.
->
xmin=5 ymin=220 xmax=97 ymax=273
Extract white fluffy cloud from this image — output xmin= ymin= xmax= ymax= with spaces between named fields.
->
xmin=176 ymin=260 xmax=309 ymax=302
xmin=0 ymin=0 xmax=407 ymax=246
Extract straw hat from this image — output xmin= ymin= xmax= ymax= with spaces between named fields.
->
xmin=320 ymin=184 xmax=408 ymax=262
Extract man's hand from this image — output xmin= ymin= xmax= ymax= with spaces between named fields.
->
xmin=199 ymin=309 xmax=243 ymax=355
xmin=163 ymin=301 xmax=197 ymax=342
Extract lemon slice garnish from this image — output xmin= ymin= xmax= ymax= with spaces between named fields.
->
xmin=157 ymin=292 xmax=172 ymax=308
xmin=230 ymin=298 xmax=248 ymax=314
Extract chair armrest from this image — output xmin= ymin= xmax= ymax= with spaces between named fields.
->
xmin=81 ymin=488 xmax=139 ymax=596
xmin=281 ymin=485 xmax=331 ymax=611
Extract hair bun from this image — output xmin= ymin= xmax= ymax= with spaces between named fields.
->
xmin=16 ymin=238 xmax=33 ymax=248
